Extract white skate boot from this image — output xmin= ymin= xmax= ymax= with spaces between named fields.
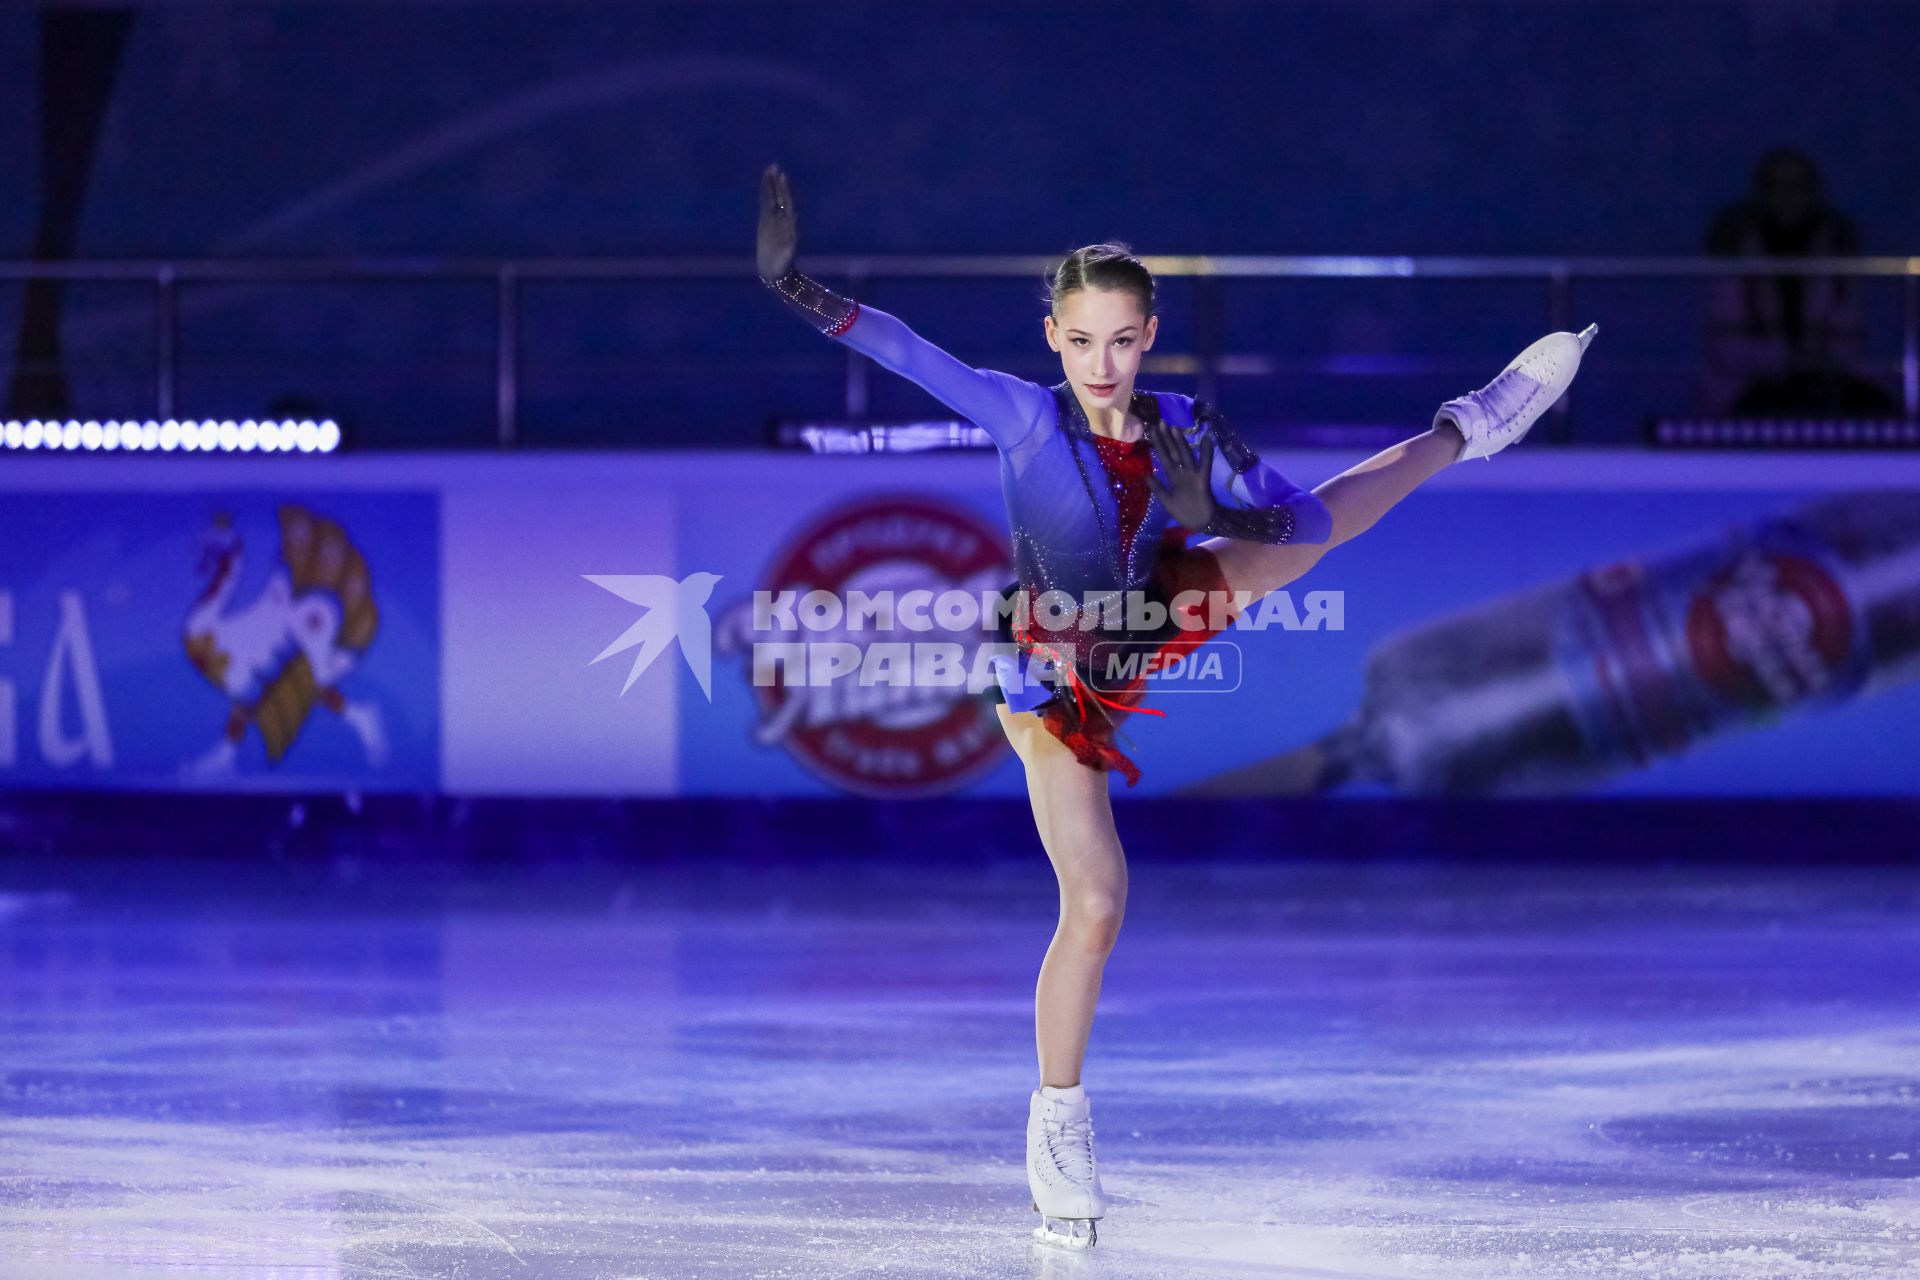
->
xmin=1437 ymin=323 xmax=1599 ymax=461
xmin=1028 ymin=1084 xmax=1107 ymax=1249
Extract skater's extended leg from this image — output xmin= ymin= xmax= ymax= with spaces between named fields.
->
xmin=1204 ymin=321 xmax=1598 ymax=604
xmin=996 ymin=701 xmax=1126 ymax=1091
xmin=1203 ymin=421 xmax=1463 ymax=604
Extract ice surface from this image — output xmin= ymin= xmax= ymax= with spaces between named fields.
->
xmin=1 ymin=857 xmax=1917 ymax=1277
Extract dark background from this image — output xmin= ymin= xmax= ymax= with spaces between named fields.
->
xmin=5 ymin=0 xmax=1916 ymax=446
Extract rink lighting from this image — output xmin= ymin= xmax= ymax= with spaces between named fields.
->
xmin=1651 ymin=418 xmax=1920 ymax=449
xmin=0 ymin=419 xmax=341 ymax=454
xmin=776 ymin=419 xmax=996 ymax=454
xmin=1652 ymin=417 xmax=1920 ymax=449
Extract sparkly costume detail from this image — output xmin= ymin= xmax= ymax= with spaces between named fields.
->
xmin=1188 ymin=401 xmax=1301 ymax=544
xmin=765 ymin=269 xmax=860 ymax=338
xmin=1202 ymin=502 xmax=1297 ymax=544
xmin=1090 ymin=433 xmax=1152 ymax=555
xmin=1194 ymin=398 xmax=1260 ymax=472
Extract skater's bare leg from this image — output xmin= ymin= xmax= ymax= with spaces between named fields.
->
xmin=1204 ymin=422 xmax=1463 ymax=603
xmin=996 ymin=701 xmax=1126 ymax=1090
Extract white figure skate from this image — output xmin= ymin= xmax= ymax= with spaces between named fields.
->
xmin=1028 ymin=1085 xmax=1107 ymax=1250
xmin=1437 ymin=323 xmax=1599 ymax=461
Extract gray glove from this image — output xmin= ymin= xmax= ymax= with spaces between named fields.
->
xmin=1144 ymin=404 xmax=1300 ymax=544
xmin=758 ymin=163 xmax=857 ymax=337
xmin=1143 ymin=405 xmax=1218 ymax=530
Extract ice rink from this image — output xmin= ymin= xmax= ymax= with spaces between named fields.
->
xmin=2 ymin=808 xmax=1916 ymax=1278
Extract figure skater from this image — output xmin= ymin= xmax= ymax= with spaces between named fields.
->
xmin=755 ymin=162 xmax=1595 ymax=1249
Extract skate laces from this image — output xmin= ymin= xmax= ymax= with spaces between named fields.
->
xmin=1045 ymin=1114 xmax=1096 ymax=1183
xmin=1475 ymin=365 xmax=1546 ymax=430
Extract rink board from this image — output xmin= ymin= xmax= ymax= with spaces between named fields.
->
xmin=2 ymin=449 xmax=1917 ymax=798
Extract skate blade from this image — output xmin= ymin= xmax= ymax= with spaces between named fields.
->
xmin=1031 ymin=1217 xmax=1098 ymax=1250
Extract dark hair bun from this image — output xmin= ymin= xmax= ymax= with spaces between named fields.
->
xmin=1044 ymin=242 xmax=1155 ymax=318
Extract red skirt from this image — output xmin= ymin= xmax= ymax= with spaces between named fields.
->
xmin=999 ymin=528 xmax=1233 ymax=787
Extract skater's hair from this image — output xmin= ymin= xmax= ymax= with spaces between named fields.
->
xmin=1045 ymin=243 xmax=1155 ymax=320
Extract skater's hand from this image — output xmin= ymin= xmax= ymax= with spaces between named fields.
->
xmin=758 ymin=164 xmax=859 ymax=337
xmin=1145 ymin=414 xmax=1217 ymax=529
xmin=758 ymin=163 xmax=798 ymax=282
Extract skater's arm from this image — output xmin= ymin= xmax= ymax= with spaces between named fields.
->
xmin=1218 ymin=453 xmax=1334 ymax=546
xmin=765 ymin=274 xmax=1045 ymax=454
xmin=758 ymin=164 xmax=1044 ymax=453
xmin=824 ymin=297 xmax=1046 ymax=452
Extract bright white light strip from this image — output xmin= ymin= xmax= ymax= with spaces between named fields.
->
xmin=1654 ymin=417 xmax=1920 ymax=447
xmin=0 ymin=419 xmax=341 ymax=454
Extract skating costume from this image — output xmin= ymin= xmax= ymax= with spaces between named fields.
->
xmin=766 ymin=270 xmax=1333 ymax=784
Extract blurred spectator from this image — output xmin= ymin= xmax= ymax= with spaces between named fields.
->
xmin=1699 ymin=147 xmax=1896 ymax=415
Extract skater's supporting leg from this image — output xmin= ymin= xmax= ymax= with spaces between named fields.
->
xmin=1202 ymin=422 xmax=1463 ymax=604
xmin=996 ymin=701 xmax=1127 ymax=1090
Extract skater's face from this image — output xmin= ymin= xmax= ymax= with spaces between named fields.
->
xmin=1043 ymin=287 xmax=1158 ymax=410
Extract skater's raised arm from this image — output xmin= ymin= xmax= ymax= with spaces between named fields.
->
xmin=757 ymin=164 xmax=1046 ymax=454
xmin=1145 ymin=400 xmax=1333 ymax=546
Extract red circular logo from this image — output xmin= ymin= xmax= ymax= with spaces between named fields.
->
xmin=1686 ymin=548 xmax=1853 ymax=709
xmin=740 ymin=495 xmax=1013 ymax=797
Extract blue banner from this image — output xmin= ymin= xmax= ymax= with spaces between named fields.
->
xmin=1 ymin=492 xmax=439 ymax=791
xmin=671 ymin=474 xmax=1920 ymax=798
xmin=5 ymin=453 xmax=1916 ymax=798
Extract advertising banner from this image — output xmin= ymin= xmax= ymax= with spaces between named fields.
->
xmin=4 ymin=451 xmax=1916 ymax=798
xmin=0 ymin=489 xmax=438 ymax=791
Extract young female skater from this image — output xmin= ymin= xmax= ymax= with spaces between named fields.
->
xmin=756 ymin=162 xmax=1595 ymax=1249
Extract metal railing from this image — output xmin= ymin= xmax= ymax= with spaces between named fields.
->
xmin=3 ymin=254 xmax=1917 ymax=446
